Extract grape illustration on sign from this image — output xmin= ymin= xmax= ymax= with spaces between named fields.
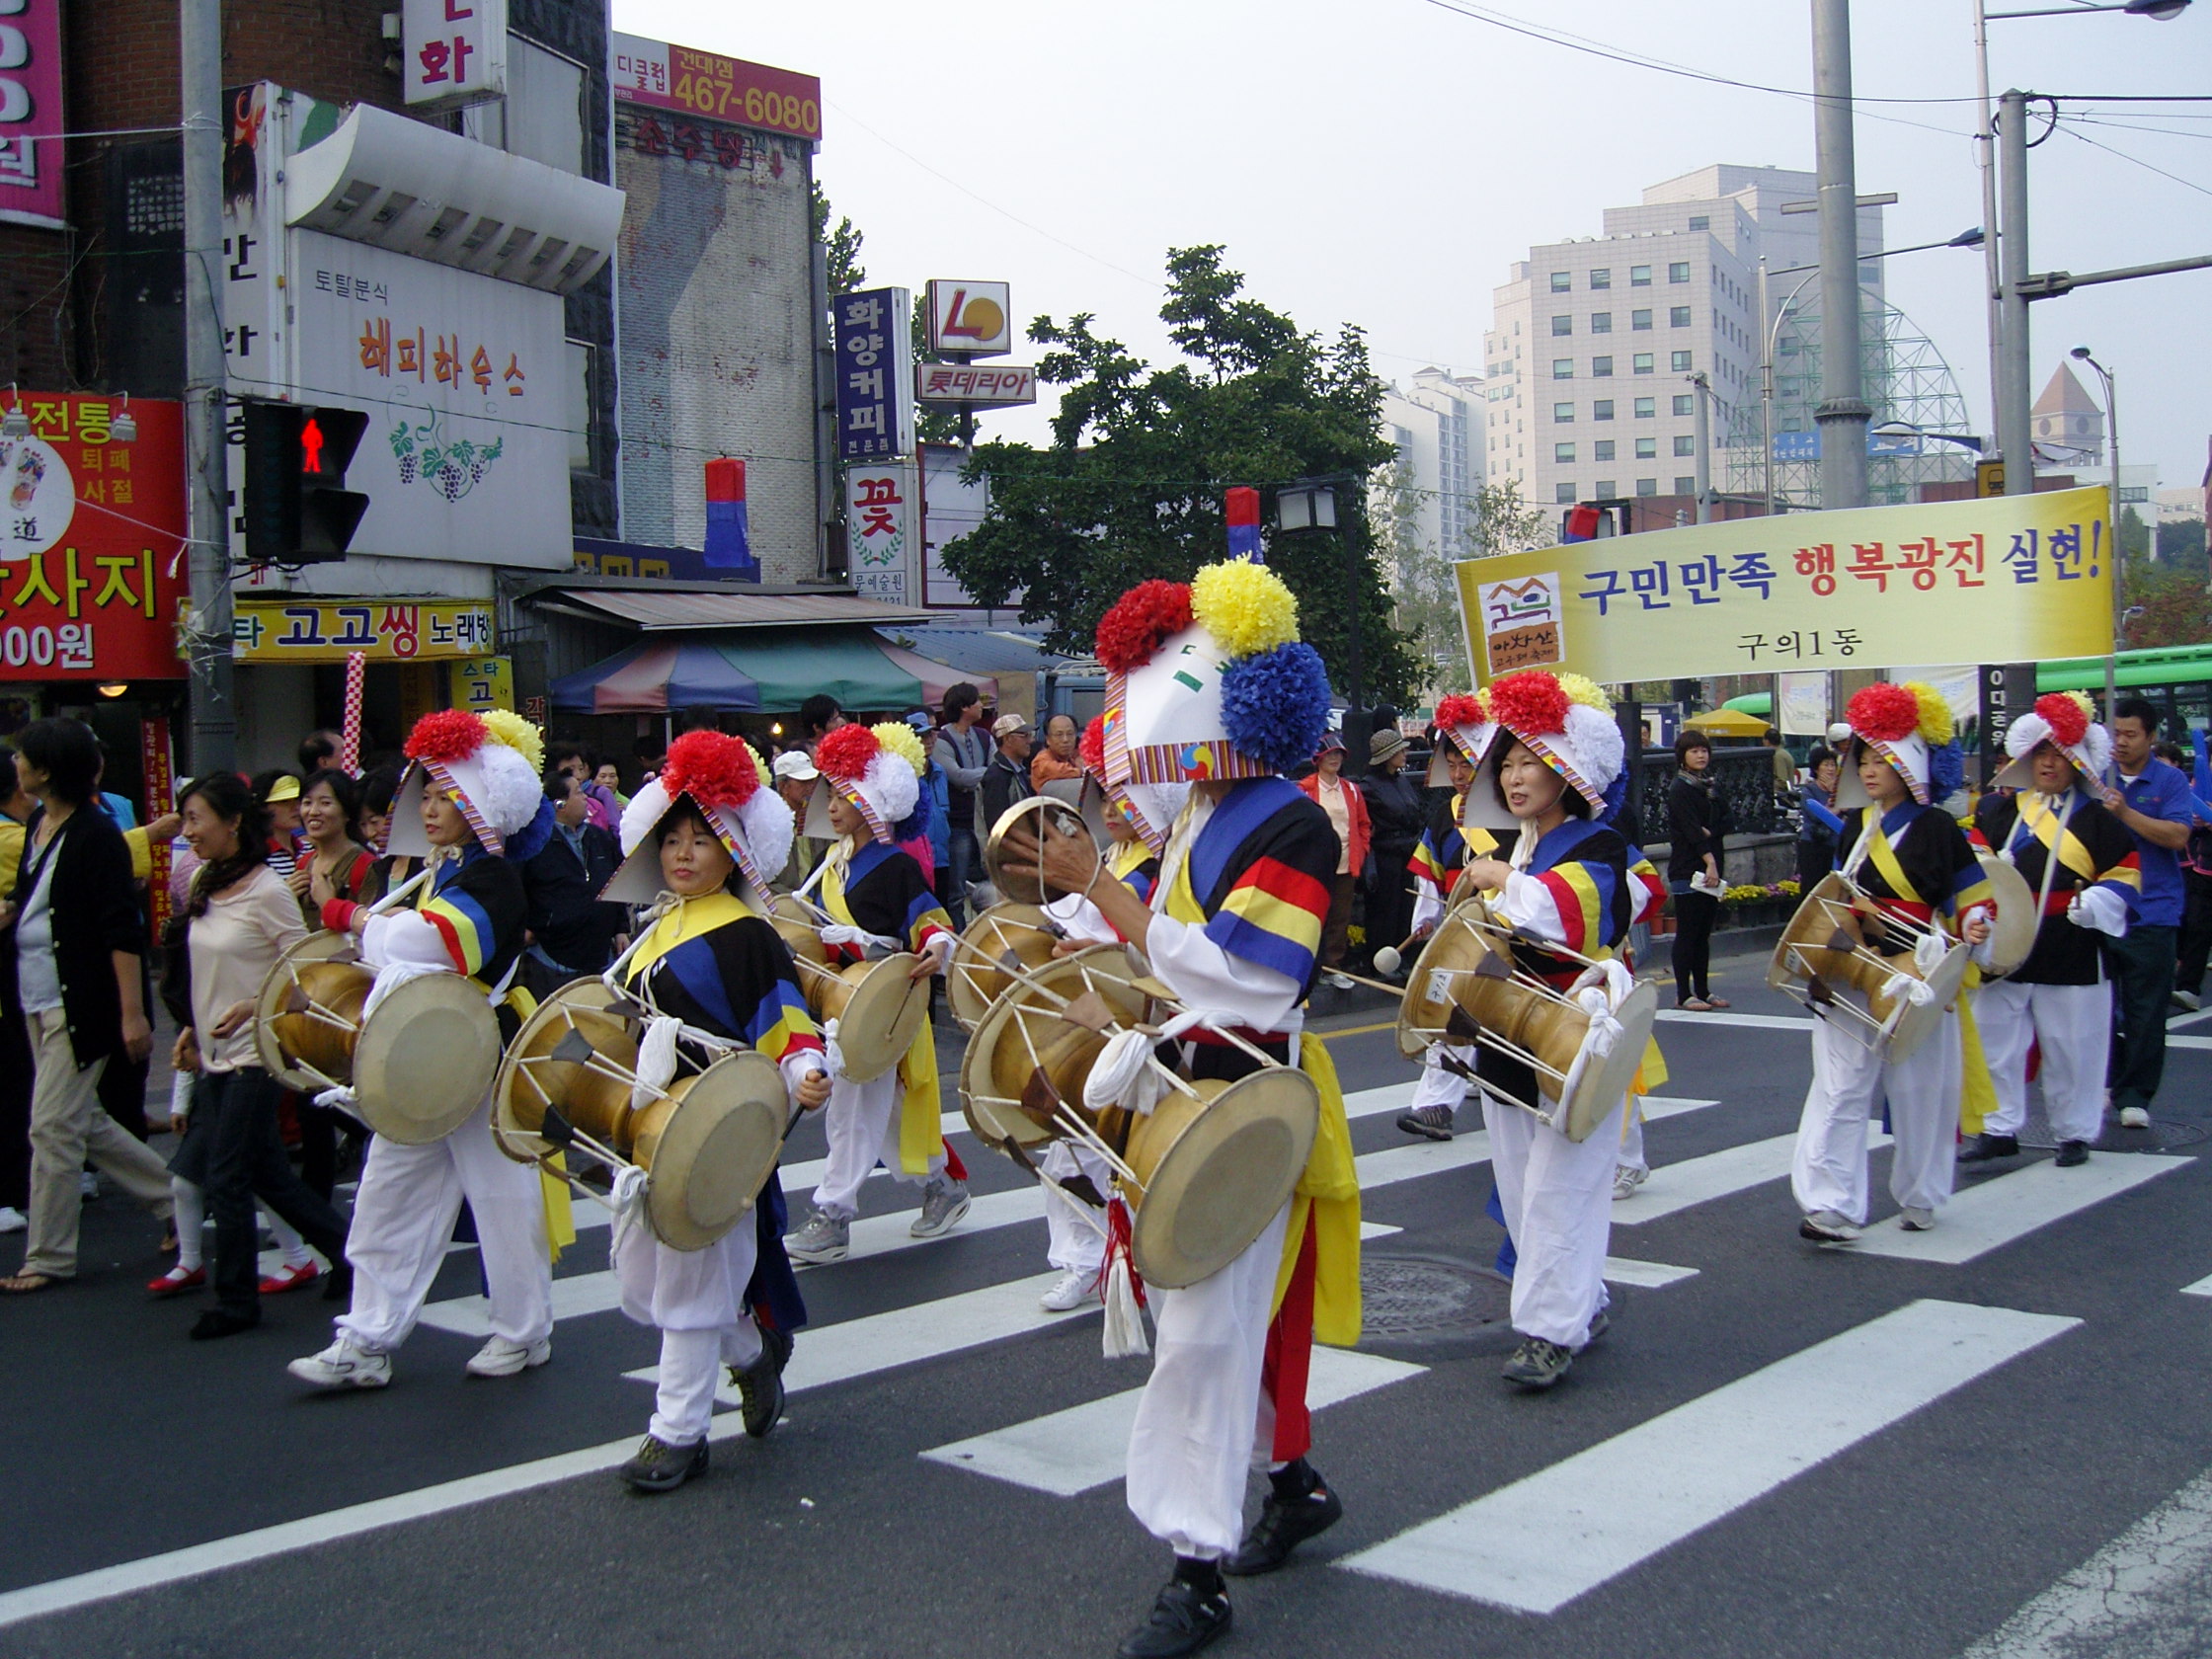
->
xmin=388 ymin=408 xmax=505 ymax=503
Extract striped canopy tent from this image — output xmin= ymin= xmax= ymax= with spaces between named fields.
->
xmin=550 ymin=632 xmax=994 ymax=716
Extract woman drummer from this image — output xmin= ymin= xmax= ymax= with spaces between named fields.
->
xmin=599 ymin=731 xmax=830 ymax=1493
xmin=1961 ymin=693 xmax=2139 ymax=1168
xmin=1791 ymin=683 xmax=1993 ymax=1243
xmin=1453 ymin=671 xmax=1644 ymax=1392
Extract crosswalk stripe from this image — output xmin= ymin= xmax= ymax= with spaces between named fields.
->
xmin=1338 ymin=1298 xmax=2080 ymax=1615
xmin=1845 ymin=1155 xmax=2186 ymax=1264
xmin=1601 ymin=1257 xmax=1698 ymax=1288
xmin=2178 ymin=1271 xmax=2212 ymax=1298
xmin=918 ymin=1347 xmax=1426 ymax=1497
xmin=1610 ymin=1126 xmax=1892 ymax=1224
xmin=1654 ymin=1008 xmax=1811 ymax=1032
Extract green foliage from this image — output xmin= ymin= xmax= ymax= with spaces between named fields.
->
xmin=2155 ymin=514 xmax=2207 ymax=581
xmin=2118 ymin=506 xmax=2151 ymax=563
xmin=942 ymin=246 xmax=1415 ymax=704
xmin=811 ymin=181 xmax=867 ymax=298
xmin=1380 ymin=464 xmax=1550 ymax=701
xmin=2123 ymin=560 xmax=2212 ymax=652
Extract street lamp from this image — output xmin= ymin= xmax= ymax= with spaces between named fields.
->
xmin=1275 ymin=481 xmax=1338 ymax=533
xmin=1275 ymin=479 xmax=1364 ymax=772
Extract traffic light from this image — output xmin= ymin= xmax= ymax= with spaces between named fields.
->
xmin=241 ymin=401 xmax=369 ymax=564
xmin=1559 ymin=501 xmax=1626 ymax=543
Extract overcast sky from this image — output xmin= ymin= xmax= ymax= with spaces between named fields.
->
xmin=623 ymin=0 xmax=2210 ymax=495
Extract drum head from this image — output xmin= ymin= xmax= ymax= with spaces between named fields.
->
xmin=1886 ymin=938 xmax=1971 ymax=1063
xmin=1130 ymin=1068 xmax=1319 ymax=1290
xmin=644 ymin=1051 xmax=787 ymax=1251
xmin=1557 ymin=980 xmax=1659 ymax=1143
xmin=1393 ymin=909 xmax=1499 ymax=1061
xmin=958 ymin=945 xmax=1149 ymax=1150
xmin=1976 ymin=854 xmax=2038 ymax=979
xmin=985 ymin=796 xmax=1097 ymax=908
xmin=254 ymin=930 xmax=361 ymax=1090
xmin=490 ymin=977 xmax=631 ymax=1163
xmin=1767 ymin=873 xmax=1861 ymax=992
xmin=947 ymin=902 xmax=1055 ymax=1032
xmin=354 ymin=973 xmax=503 ymax=1145
xmin=830 ymin=954 xmax=930 ymax=1083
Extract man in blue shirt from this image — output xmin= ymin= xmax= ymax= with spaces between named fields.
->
xmin=2100 ymin=699 xmax=2202 ymax=1129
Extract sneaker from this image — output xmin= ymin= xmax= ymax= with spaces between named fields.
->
xmin=1957 ymin=1133 xmax=2020 ymax=1163
xmin=1394 ymin=1104 xmax=1456 ymax=1143
xmin=1324 ymin=972 xmax=1355 ymax=991
xmin=147 ymin=1265 xmax=205 ymax=1298
xmin=259 ymin=1261 xmax=321 ymax=1296
xmin=1224 ymin=1470 xmax=1342 ymax=1576
xmin=1612 ymin=1164 xmax=1649 ymax=1200
xmin=758 ymin=1321 xmax=794 ymax=1378
xmin=1900 ymin=1207 xmax=1936 ymax=1231
xmin=78 ymin=1172 xmax=98 ymax=1202
xmin=2054 ymin=1140 xmax=2091 ymax=1167
xmin=2119 ymin=1106 xmax=2151 ymax=1131
xmin=1116 ymin=1575 xmax=1231 ymax=1659
xmin=1040 ymin=1270 xmax=1091 ymax=1312
xmin=287 ymin=1336 xmax=392 ymax=1390
xmin=785 ymin=1208 xmax=850 ymax=1264
xmin=2173 ymin=988 xmax=2201 ymax=1012
xmin=730 ymin=1349 xmax=785 ymax=1440
xmin=1799 ymin=1211 xmax=1859 ymax=1243
xmin=1584 ymin=1307 xmax=1611 ymax=1346
xmin=0 ymin=1205 xmax=25 ymax=1234
xmin=909 ymin=1176 xmax=971 ymax=1239
xmin=1501 ymin=1336 xmax=1573 ymax=1390
xmin=464 ymin=1334 xmax=552 ymax=1378
xmin=620 ymin=1434 xmax=708 ymax=1493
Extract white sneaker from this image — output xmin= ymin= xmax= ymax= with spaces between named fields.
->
xmin=0 ymin=1206 xmax=25 ymax=1234
xmin=1612 ymin=1165 xmax=1649 ymax=1200
xmin=1040 ymin=1270 xmax=1091 ymax=1312
xmin=1324 ymin=972 xmax=1355 ymax=990
xmin=1900 ymin=1207 xmax=1936 ymax=1231
xmin=287 ymin=1337 xmax=392 ymax=1390
xmin=464 ymin=1335 xmax=552 ymax=1378
xmin=2120 ymin=1106 xmax=2152 ymax=1130
xmin=2173 ymin=989 xmax=2201 ymax=1012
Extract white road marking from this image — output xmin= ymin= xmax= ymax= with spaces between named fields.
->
xmin=1654 ymin=1008 xmax=1812 ymax=1032
xmin=919 ymin=1347 xmax=1425 ymax=1497
xmin=1848 ymin=1155 xmax=2187 ymax=1264
xmin=1339 ymin=1298 xmax=2079 ymax=1615
xmin=2168 ymin=1033 xmax=2212 ymax=1052
xmin=2178 ymin=1271 xmax=2212 ymax=1299
xmin=1601 ymin=1257 xmax=1699 ymax=1289
xmin=1611 ymin=1127 xmax=1891 ymax=1225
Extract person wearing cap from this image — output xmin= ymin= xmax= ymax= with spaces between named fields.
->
xmin=1961 ymin=694 xmax=2140 ymax=1167
xmin=1001 ymin=561 xmax=1360 ymax=1659
xmin=287 ymin=708 xmax=560 ymax=1390
xmin=979 ymin=712 xmax=1032 ymax=835
xmin=1297 ymin=731 xmax=1369 ymax=992
xmin=784 ymin=723 xmax=966 ymax=1263
xmin=769 ymin=750 xmax=829 ymax=894
xmin=1361 ymin=727 xmax=1423 ymax=979
xmin=252 ymin=770 xmax=306 ymax=881
xmin=597 ymin=731 xmax=830 ymax=1492
xmin=1031 ymin=711 xmax=1083 ymax=793
xmin=1792 ymin=683 xmax=1993 ymax=1243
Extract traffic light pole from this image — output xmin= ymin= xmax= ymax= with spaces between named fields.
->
xmin=181 ymin=0 xmax=235 ymax=775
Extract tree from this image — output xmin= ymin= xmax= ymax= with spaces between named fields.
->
xmin=943 ymin=246 xmax=1416 ymax=705
xmin=2124 ymin=562 xmax=2212 ymax=652
xmin=811 ymin=182 xmax=865 ymax=297
xmin=2155 ymin=515 xmax=2207 ymax=582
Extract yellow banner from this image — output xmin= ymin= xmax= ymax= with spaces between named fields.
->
xmin=446 ymin=655 xmax=514 ymax=713
xmin=1454 ymin=486 xmax=2113 ymax=684
xmin=232 ymin=599 xmax=496 ymax=663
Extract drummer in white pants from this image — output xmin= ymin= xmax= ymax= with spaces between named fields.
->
xmin=1395 ymin=702 xmax=1493 ymax=1144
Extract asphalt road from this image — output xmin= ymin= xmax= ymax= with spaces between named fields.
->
xmin=5 ymin=931 xmax=2212 ymax=1659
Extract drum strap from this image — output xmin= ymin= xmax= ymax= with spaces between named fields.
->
xmin=2015 ymin=792 xmax=2094 ymax=887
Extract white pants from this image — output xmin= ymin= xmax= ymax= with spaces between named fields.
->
xmin=1127 ymin=1200 xmax=1293 ymax=1561
xmin=1617 ymin=1099 xmax=1648 ymax=1176
xmin=1410 ymin=1043 xmax=1473 ymax=1111
xmin=1790 ymin=993 xmax=1961 ymax=1225
xmin=615 ymin=1218 xmax=764 ymax=1446
xmin=1976 ymin=978 xmax=2111 ymax=1145
xmin=651 ymin=1325 xmax=764 ymax=1446
xmin=334 ymin=1096 xmax=554 ymax=1354
xmin=1484 ymin=1090 xmax=1622 ymax=1347
xmin=1041 ymin=1140 xmax=1110 ymax=1278
xmin=811 ymin=1069 xmax=943 ymax=1220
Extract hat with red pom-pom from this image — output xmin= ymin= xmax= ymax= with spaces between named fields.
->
xmin=1093 ymin=559 xmax=1333 ymax=792
xmin=1836 ymin=680 xmax=1959 ymax=808
xmin=1462 ymin=671 xmax=1625 ymax=830
xmin=1991 ymin=690 xmax=2109 ymax=791
xmin=602 ymin=730 xmax=789 ymax=905
xmin=1426 ymin=689 xmax=1495 ymax=788
xmin=811 ymin=720 xmax=924 ymax=844
xmin=388 ymin=708 xmax=552 ymax=859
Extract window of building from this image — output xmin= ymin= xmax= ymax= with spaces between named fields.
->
xmin=1550 ymin=271 xmax=1571 ymax=292
xmin=1556 ymin=482 xmax=1578 ymax=504
xmin=1590 ymin=269 xmax=1612 ymax=289
xmin=1631 ymin=309 xmax=1653 ymax=331
xmin=1672 ymin=394 xmax=1694 ymax=417
xmin=1670 ymin=306 xmax=1691 ymax=328
xmin=1590 ymin=312 xmax=1613 ymax=333
xmin=1551 ymin=315 xmax=1573 ymax=336
xmin=1553 ymin=401 xmax=1574 ymax=422
xmin=1633 ymin=397 xmax=1655 ymax=419
xmin=1594 ymin=439 xmax=1617 ymax=462
xmin=1671 ymin=351 xmax=1693 ymax=372
xmin=1676 ymin=475 xmax=1697 ymax=494
xmin=1592 ymin=356 xmax=1614 ymax=377
xmin=1688 ymin=215 xmax=1709 ymax=231
xmin=1636 ymin=478 xmax=1659 ymax=496
xmin=1555 ymin=443 xmax=1577 ymax=464
xmin=1594 ymin=480 xmax=1617 ymax=499
xmin=1632 ymin=354 xmax=1655 ymax=375
xmin=1593 ymin=399 xmax=1615 ymax=421
xmin=1630 ymin=264 xmax=1652 ymax=286
xmin=1669 ymin=262 xmax=1691 ymax=283
xmin=1674 ymin=434 xmax=1696 ymax=456
xmin=1634 ymin=437 xmax=1657 ymax=459
xmin=1552 ymin=358 xmax=1574 ymax=379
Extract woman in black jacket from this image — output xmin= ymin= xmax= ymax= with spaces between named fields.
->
xmin=1666 ymin=730 xmax=1730 ymax=1010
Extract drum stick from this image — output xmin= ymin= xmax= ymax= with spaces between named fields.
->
xmin=365 ymin=865 xmax=434 ymax=915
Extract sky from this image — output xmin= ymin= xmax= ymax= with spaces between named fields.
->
xmin=620 ymin=0 xmax=2211 ymax=494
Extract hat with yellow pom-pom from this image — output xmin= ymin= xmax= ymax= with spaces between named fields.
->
xmin=1092 ymin=558 xmax=1332 ymax=788
xmin=602 ymin=730 xmax=789 ymax=905
xmin=1836 ymin=680 xmax=1963 ymax=808
xmin=387 ymin=707 xmax=555 ymax=860
xmin=812 ymin=719 xmax=925 ymax=844
xmin=1462 ymin=670 xmax=1627 ymax=830
xmin=1990 ymin=690 xmax=2110 ymax=791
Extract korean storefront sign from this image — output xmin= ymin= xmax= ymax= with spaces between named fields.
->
xmin=845 ymin=465 xmax=914 ymax=606
xmin=1453 ymin=486 xmax=2115 ymax=685
xmin=0 ymin=394 xmax=187 ymax=681
xmin=609 ymin=32 xmax=822 ymax=142
xmin=403 ymin=0 xmax=508 ymax=110
xmin=232 ymin=599 xmax=495 ymax=663
xmin=834 ymin=288 xmax=915 ymax=462
xmin=446 ymin=655 xmax=514 ymax=713
xmin=924 ymin=281 xmax=1013 ymax=356
xmin=0 ymin=0 xmax=64 ymax=229
xmin=914 ymin=362 xmax=1035 ymax=409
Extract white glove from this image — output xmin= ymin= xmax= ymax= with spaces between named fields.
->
xmin=608 ymin=1162 xmax=651 ymax=1261
xmin=1083 ymin=1028 xmax=1171 ymax=1118
xmin=823 ymin=1017 xmax=848 ymax=1084
xmin=820 ymin=923 xmax=899 ymax=955
xmin=2068 ymin=884 xmax=2129 ymax=938
xmin=628 ymin=1015 xmax=682 ymax=1115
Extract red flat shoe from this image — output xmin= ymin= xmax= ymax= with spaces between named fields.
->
xmin=259 ymin=1261 xmax=321 ymax=1296
xmin=148 ymin=1266 xmax=205 ymax=1298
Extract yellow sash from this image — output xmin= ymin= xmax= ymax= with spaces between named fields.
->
xmin=2017 ymin=792 xmax=2099 ymax=884
xmin=624 ymin=891 xmax=755 ymax=984
xmin=1956 ymin=965 xmax=1998 ymax=1136
xmin=819 ymin=846 xmax=940 ymax=1176
xmin=1862 ymin=818 xmax=1922 ymax=908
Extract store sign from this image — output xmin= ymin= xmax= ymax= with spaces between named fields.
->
xmin=0 ymin=394 xmax=187 ymax=681
xmin=0 ymin=0 xmax=63 ymax=229
xmin=845 ymin=464 xmax=913 ymax=606
xmin=403 ymin=0 xmax=507 ymax=109
xmin=140 ymin=715 xmax=176 ymax=937
xmin=446 ymin=655 xmax=514 ymax=713
xmin=924 ymin=280 xmax=1012 ymax=356
xmin=915 ymin=362 xmax=1036 ymax=410
xmin=610 ymin=32 xmax=822 ymax=142
xmin=1454 ymin=486 xmax=2115 ymax=685
xmin=233 ymin=599 xmax=495 ymax=663
xmin=834 ymin=288 xmax=914 ymax=462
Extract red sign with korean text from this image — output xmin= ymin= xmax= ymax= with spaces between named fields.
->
xmin=0 ymin=0 xmax=66 ymax=229
xmin=140 ymin=715 xmax=175 ymax=938
xmin=610 ymin=32 xmax=822 ymax=141
xmin=0 ymin=395 xmax=187 ymax=681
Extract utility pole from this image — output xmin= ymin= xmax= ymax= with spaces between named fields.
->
xmin=1998 ymin=88 xmax=2034 ymax=497
xmin=1690 ymin=372 xmax=1713 ymax=522
xmin=1972 ymin=1 xmax=2005 ymax=455
xmin=181 ymin=0 xmax=234 ymax=774
xmin=1811 ymin=0 xmax=1870 ymax=511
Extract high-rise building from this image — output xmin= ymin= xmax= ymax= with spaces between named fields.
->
xmin=1380 ymin=366 xmax=1485 ymax=555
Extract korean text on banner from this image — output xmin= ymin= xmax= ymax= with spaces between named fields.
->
xmin=845 ymin=466 xmax=913 ymax=606
xmin=609 ymin=32 xmax=822 ymax=142
xmin=232 ymin=600 xmax=495 ymax=664
xmin=834 ymin=289 xmax=915 ymax=462
xmin=0 ymin=0 xmax=64 ymax=229
xmin=403 ymin=0 xmax=508 ymax=109
xmin=1453 ymin=486 xmax=2114 ymax=686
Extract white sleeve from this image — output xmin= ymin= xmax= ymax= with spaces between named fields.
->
xmin=1144 ymin=913 xmax=1303 ymax=1031
xmin=1489 ymin=870 xmax=1568 ymax=946
xmin=1410 ymin=880 xmax=1445 ymax=935
xmin=779 ymin=1047 xmax=827 ymax=1095
xmin=1046 ymin=891 xmax=1118 ymax=946
xmin=359 ymin=908 xmax=458 ymax=974
xmin=2069 ymin=885 xmax=2129 ymax=938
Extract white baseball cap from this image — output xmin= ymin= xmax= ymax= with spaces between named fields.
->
xmin=772 ymin=750 xmax=820 ymax=782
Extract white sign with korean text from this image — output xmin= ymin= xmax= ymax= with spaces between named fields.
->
xmin=846 ymin=464 xmax=914 ymax=606
xmin=403 ymin=0 xmax=508 ymax=109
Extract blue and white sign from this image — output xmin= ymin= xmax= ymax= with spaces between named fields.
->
xmin=1773 ymin=429 xmax=1946 ymax=462
xmin=834 ymin=287 xmax=915 ymax=462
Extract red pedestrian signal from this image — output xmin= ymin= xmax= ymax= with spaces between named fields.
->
xmin=241 ymin=401 xmax=369 ymax=564
xmin=300 ymin=416 xmax=326 ymax=477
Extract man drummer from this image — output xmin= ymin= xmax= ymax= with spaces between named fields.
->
xmin=1006 ymin=560 xmax=1360 ymax=1659
xmin=1961 ymin=694 xmax=2139 ymax=1167
xmin=785 ymin=723 xmax=964 ymax=1263
xmin=289 ymin=709 xmax=558 ymax=1390
xmin=597 ymin=731 xmax=831 ymax=1491
xmin=1792 ymin=683 xmax=1993 ymax=1242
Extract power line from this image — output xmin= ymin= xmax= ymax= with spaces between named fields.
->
xmin=2055 ymin=121 xmax=2212 ymax=197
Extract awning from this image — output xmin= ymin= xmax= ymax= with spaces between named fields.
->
xmin=548 ymin=640 xmax=760 ymax=715
xmin=1722 ymin=691 xmax=1774 ymax=716
xmin=543 ymin=588 xmax=932 ymax=631
xmin=550 ymin=630 xmax=994 ymax=717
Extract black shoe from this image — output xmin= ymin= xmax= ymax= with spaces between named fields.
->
xmin=1116 ymin=1576 xmax=1232 ymax=1659
xmin=1957 ymin=1134 xmax=2020 ymax=1163
xmin=731 ymin=1350 xmax=785 ymax=1440
xmin=189 ymin=1308 xmax=259 ymax=1340
xmin=2054 ymin=1140 xmax=2090 ymax=1167
xmin=1502 ymin=1336 xmax=1573 ymax=1389
xmin=1224 ymin=1477 xmax=1343 ymax=1576
xmin=321 ymin=1263 xmax=353 ymax=1303
xmin=759 ymin=1320 xmax=794 ymax=1377
xmin=620 ymin=1434 xmax=708 ymax=1493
